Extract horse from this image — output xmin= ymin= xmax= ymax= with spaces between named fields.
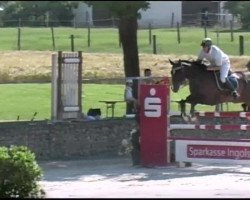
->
xmin=169 ymin=59 xmax=250 ymax=119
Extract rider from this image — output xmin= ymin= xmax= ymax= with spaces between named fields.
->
xmin=196 ymin=37 xmax=239 ymax=98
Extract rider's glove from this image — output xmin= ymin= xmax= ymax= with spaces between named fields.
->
xmin=195 ymin=59 xmax=202 ymax=64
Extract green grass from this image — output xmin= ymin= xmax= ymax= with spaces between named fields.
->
xmin=0 ymin=27 xmax=249 ymax=55
xmin=0 ymin=27 xmax=248 ymax=120
xmin=0 ymin=83 xmax=51 ymax=120
xmin=0 ymin=83 xmax=244 ymax=121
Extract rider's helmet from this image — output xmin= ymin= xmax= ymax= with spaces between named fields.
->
xmin=200 ymin=38 xmax=212 ymax=48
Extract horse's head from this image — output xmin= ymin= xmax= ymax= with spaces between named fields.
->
xmin=169 ymin=59 xmax=190 ymax=92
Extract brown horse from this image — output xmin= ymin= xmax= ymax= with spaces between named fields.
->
xmin=169 ymin=59 xmax=250 ymax=117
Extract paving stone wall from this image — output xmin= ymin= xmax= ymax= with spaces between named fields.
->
xmin=0 ymin=119 xmax=137 ymax=160
xmin=0 ymin=116 xmax=249 ymax=161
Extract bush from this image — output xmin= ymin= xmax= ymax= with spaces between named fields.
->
xmin=0 ymin=145 xmax=45 ymax=198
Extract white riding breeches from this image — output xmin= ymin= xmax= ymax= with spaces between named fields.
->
xmin=220 ymin=60 xmax=230 ymax=83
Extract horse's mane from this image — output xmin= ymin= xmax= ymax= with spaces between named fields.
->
xmin=180 ymin=59 xmax=208 ymax=72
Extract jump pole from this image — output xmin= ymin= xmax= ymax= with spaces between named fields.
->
xmin=139 ymin=77 xmax=250 ymax=167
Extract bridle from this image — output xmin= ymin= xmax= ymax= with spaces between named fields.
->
xmin=171 ymin=61 xmax=191 ymax=75
xmin=171 ymin=61 xmax=192 ymax=90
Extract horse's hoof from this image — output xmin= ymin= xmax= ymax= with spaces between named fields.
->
xmin=190 ymin=116 xmax=198 ymax=123
xmin=182 ymin=115 xmax=190 ymax=122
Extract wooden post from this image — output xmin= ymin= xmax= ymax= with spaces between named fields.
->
xmin=177 ymin=22 xmax=180 ymax=44
xmin=216 ymin=26 xmax=219 ymax=46
xmin=18 ymin=18 xmax=21 ymax=27
xmin=57 ymin=51 xmax=62 ymax=119
xmin=45 ymin=12 xmax=49 ymax=27
xmin=148 ymin=23 xmax=152 ymax=45
xmin=51 ymin=26 xmax=55 ymax=50
xmin=74 ymin=16 xmax=77 ymax=29
xmin=171 ymin=12 xmax=174 ymax=28
xmin=70 ymin=34 xmax=74 ymax=52
xmin=118 ymin=28 xmax=121 ymax=47
xmin=88 ymin=22 xmax=90 ymax=47
xmin=51 ymin=53 xmax=57 ymax=121
xmin=78 ymin=51 xmax=83 ymax=115
xmin=17 ymin=27 xmax=21 ymax=50
xmin=230 ymin=20 xmax=234 ymax=42
xmin=112 ymin=17 xmax=115 ymax=27
xmin=153 ymin=35 xmax=157 ymax=54
xmin=204 ymin=23 xmax=207 ymax=38
xmin=239 ymin=35 xmax=244 ymax=55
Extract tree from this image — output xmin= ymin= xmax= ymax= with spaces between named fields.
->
xmin=224 ymin=1 xmax=250 ymax=29
xmin=1 ymin=1 xmax=79 ymax=27
xmin=86 ymin=1 xmax=149 ymax=77
xmin=85 ymin=1 xmax=149 ymax=113
xmin=0 ymin=1 xmax=9 ymax=8
xmin=46 ymin=1 xmax=79 ymax=26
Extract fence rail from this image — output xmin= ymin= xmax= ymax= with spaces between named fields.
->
xmin=0 ymin=25 xmax=248 ymax=56
xmin=0 ymin=12 xmax=244 ymax=29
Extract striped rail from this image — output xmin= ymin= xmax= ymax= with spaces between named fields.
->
xmin=127 ymin=111 xmax=250 ymax=118
xmin=193 ymin=111 xmax=250 ymax=118
xmin=170 ymin=124 xmax=250 ymax=131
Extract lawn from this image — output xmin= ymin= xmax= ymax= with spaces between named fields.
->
xmin=0 ymin=83 xmax=244 ymax=121
xmin=0 ymin=26 xmax=248 ymax=120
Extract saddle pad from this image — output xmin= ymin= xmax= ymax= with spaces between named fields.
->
xmin=230 ymin=73 xmax=240 ymax=79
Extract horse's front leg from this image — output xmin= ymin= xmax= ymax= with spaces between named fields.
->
xmin=190 ymin=103 xmax=196 ymax=117
xmin=179 ymin=99 xmax=191 ymax=122
xmin=184 ymin=95 xmax=198 ymax=123
xmin=189 ymin=103 xmax=199 ymax=123
xmin=184 ymin=95 xmax=197 ymax=117
xmin=179 ymin=99 xmax=187 ymax=117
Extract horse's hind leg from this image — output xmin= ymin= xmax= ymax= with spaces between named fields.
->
xmin=243 ymin=104 xmax=250 ymax=120
xmin=241 ymin=103 xmax=250 ymax=111
xmin=241 ymin=103 xmax=247 ymax=111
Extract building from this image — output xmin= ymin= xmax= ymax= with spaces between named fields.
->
xmin=182 ymin=1 xmax=234 ymax=27
xmin=72 ymin=2 xmax=93 ymax=27
xmin=138 ymin=1 xmax=182 ymax=28
xmin=72 ymin=1 xmax=234 ymax=28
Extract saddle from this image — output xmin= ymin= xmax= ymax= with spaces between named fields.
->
xmin=214 ymin=70 xmax=239 ymax=92
xmin=214 ymin=70 xmax=250 ymax=90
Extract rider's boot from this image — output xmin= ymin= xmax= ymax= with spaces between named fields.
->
xmin=224 ymin=78 xmax=239 ymax=99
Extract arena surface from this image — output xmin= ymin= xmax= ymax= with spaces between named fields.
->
xmin=38 ymin=157 xmax=250 ymax=198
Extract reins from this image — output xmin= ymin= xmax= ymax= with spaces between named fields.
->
xmin=172 ymin=60 xmax=225 ymax=91
xmin=213 ymin=71 xmax=224 ymax=91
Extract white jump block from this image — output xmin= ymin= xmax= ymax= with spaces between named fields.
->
xmin=175 ymin=140 xmax=250 ymax=165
